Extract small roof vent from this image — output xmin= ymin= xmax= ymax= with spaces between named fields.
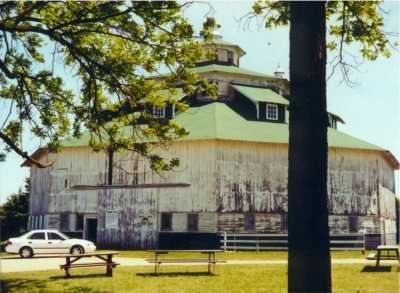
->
xmin=274 ymin=63 xmax=285 ymax=78
xmin=211 ymin=27 xmax=223 ymax=40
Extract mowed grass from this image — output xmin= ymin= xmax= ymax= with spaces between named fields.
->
xmin=1 ymin=264 xmax=398 ymax=293
xmin=112 ymin=250 xmax=367 ymax=260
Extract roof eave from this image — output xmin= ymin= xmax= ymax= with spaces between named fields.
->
xmin=21 ymin=148 xmax=48 ymax=167
xmin=383 ymin=150 xmax=400 ymax=170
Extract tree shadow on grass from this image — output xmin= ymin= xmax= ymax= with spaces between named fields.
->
xmin=136 ymin=272 xmax=217 ymax=278
xmin=1 ymin=278 xmax=47 ymax=293
xmin=1 ymin=277 xmax=110 ymax=293
xmin=0 ymin=279 xmax=46 ymax=293
xmin=361 ymin=265 xmax=392 ymax=272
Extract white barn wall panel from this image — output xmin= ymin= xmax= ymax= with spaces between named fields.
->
xmin=28 ymin=139 xmax=397 ymax=248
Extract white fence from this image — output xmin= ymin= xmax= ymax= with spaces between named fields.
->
xmin=220 ymin=233 xmax=397 ymax=251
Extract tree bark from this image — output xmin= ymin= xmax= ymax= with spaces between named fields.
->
xmin=288 ymin=2 xmax=331 ymax=293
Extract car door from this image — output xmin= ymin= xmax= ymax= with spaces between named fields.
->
xmin=26 ymin=232 xmax=48 ymax=254
xmin=47 ymin=232 xmax=69 ymax=253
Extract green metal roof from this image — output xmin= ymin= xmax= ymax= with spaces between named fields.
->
xmin=232 ymin=85 xmax=289 ymax=105
xmin=157 ymin=88 xmax=186 ymax=101
xmin=152 ymin=64 xmax=281 ymax=81
xmin=201 ymin=39 xmax=246 ymax=55
xmin=175 ymin=102 xmax=383 ymax=150
xmin=62 ymin=102 xmax=383 ymax=151
xmin=191 ymin=64 xmax=276 ymax=79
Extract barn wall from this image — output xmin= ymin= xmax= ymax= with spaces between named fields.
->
xmin=28 ymin=139 xmax=397 ymax=248
xmin=97 ymin=188 xmax=157 ymax=248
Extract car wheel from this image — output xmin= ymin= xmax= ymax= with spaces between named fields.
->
xmin=19 ymin=246 xmax=33 ymax=258
xmin=70 ymin=245 xmax=84 ymax=255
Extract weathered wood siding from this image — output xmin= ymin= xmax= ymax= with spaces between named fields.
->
xmin=28 ymin=139 xmax=397 ymax=247
xmin=215 ymin=141 xmax=288 ymax=213
xmin=97 ymin=188 xmax=157 ymax=248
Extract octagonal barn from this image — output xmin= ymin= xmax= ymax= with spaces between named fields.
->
xmin=25 ymin=35 xmax=399 ymax=249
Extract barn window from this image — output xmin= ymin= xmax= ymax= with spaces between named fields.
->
xmin=160 ymin=213 xmax=172 ymax=231
xmin=64 ymin=178 xmax=68 ymax=189
xmin=187 ymin=213 xmax=199 ymax=232
xmin=266 ymin=104 xmax=278 ymax=120
xmin=153 ymin=105 xmax=165 ymax=118
xmin=244 ymin=213 xmax=255 ymax=231
xmin=60 ymin=213 xmax=69 ymax=232
xmin=349 ymin=216 xmax=359 ymax=233
xmin=106 ymin=211 xmax=118 ymax=229
xmin=281 ymin=214 xmax=288 ymax=232
xmin=76 ymin=214 xmax=84 ymax=231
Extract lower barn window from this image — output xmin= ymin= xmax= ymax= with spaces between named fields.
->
xmin=244 ymin=213 xmax=255 ymax=231
xmin=160 ymin=213 xmax=172 ymax=231
xmin=349 ymin=216 xmax=359 ymax=233
xmin=281 ymin=214 xmax=288 ymax=232
xmin=266 ymin=104 xmax=278 ymax=120
xmin=187 ymin=213 xmax=199 ymax=232
xmin=60 ymin=213 xmax=69 ymax=232
xmin=76 ymin=214 xmax=84 ymax=231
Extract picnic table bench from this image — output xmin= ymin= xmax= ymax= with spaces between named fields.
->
xmin=146 ymin=250 xmax=225 ymax=275
xmin=366 ymin=245 xmax=399 ymax=271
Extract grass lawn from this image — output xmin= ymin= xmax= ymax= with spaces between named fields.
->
xmin=111 ymin=250 xmax=367 ymax=260
xmin=1 ymin=264 xmax=398 ymax=293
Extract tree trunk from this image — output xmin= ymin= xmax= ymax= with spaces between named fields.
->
xmin=288 ymin=2 xmax=331 ymax=293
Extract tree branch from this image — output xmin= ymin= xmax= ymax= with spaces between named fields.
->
xmin=0 ymin=131 xmax=52 ymax=168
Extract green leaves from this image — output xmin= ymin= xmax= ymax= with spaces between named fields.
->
xmin=0 ymin=1 xmax=210 ymax=171
xmin=0 ymin=178 xmax=30 ymax=240
xmin=254 ymin=0 xmax=395 ymax=69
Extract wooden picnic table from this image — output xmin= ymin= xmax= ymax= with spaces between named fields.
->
xmin=147 ymin=249 xmax=225 ymax=275
xmin=0 ymin=251 xmax=119 ymax=278
xmin=374 ymin=245 xmax=399 ymax=267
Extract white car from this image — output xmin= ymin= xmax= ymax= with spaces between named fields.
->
xmin=4 ymin=229 xmax=96 ymax=258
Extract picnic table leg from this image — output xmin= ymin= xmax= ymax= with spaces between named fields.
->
xmin=106 ymin=254 xmax=113 ymax=277
xmin=208 ymin=253 xmax=211 ymax=274
xmin=376 ymin=249 xmax=381 ymax=267
xmin=212 ymin=252 xmax=216 ymax=275
xmin=155 ymin=252 xmax=159 ymax=275
xmin=65 ymin=257 xmax=71 ymax=279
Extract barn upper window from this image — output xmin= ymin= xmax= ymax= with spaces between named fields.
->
xmin=266 ymin=104 xmax=278 ymax=120
xmin=153 ymin=106 xmax=165 ymax=118
xmin=160 ymin=213 xmax=172 ymax=231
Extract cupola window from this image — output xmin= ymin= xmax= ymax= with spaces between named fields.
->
xmin=227 ymin=50 xmax=234 ymax=64
xmin=153 ymin=105 xmax=165 ymax=118
xmin=266 ymin=104 xmax=278 ymax=120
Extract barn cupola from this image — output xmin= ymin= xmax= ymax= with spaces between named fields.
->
xmin=198 ymin=28 xmax=246 ymax=67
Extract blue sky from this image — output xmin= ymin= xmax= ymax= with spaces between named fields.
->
xmin=0 ymin=1 xmax=399 ymax=202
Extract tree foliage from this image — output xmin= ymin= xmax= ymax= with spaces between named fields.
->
xmin=0 ymin=178 xmax=29 ymax=241
xmin=253 ymin=0 xmax=395 ymax=82
xmin=0 ymin=1 xmax=216 ymax=171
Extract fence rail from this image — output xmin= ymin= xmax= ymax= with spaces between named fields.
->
xmin=220 ymin=232 xmax=397 ymax=251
